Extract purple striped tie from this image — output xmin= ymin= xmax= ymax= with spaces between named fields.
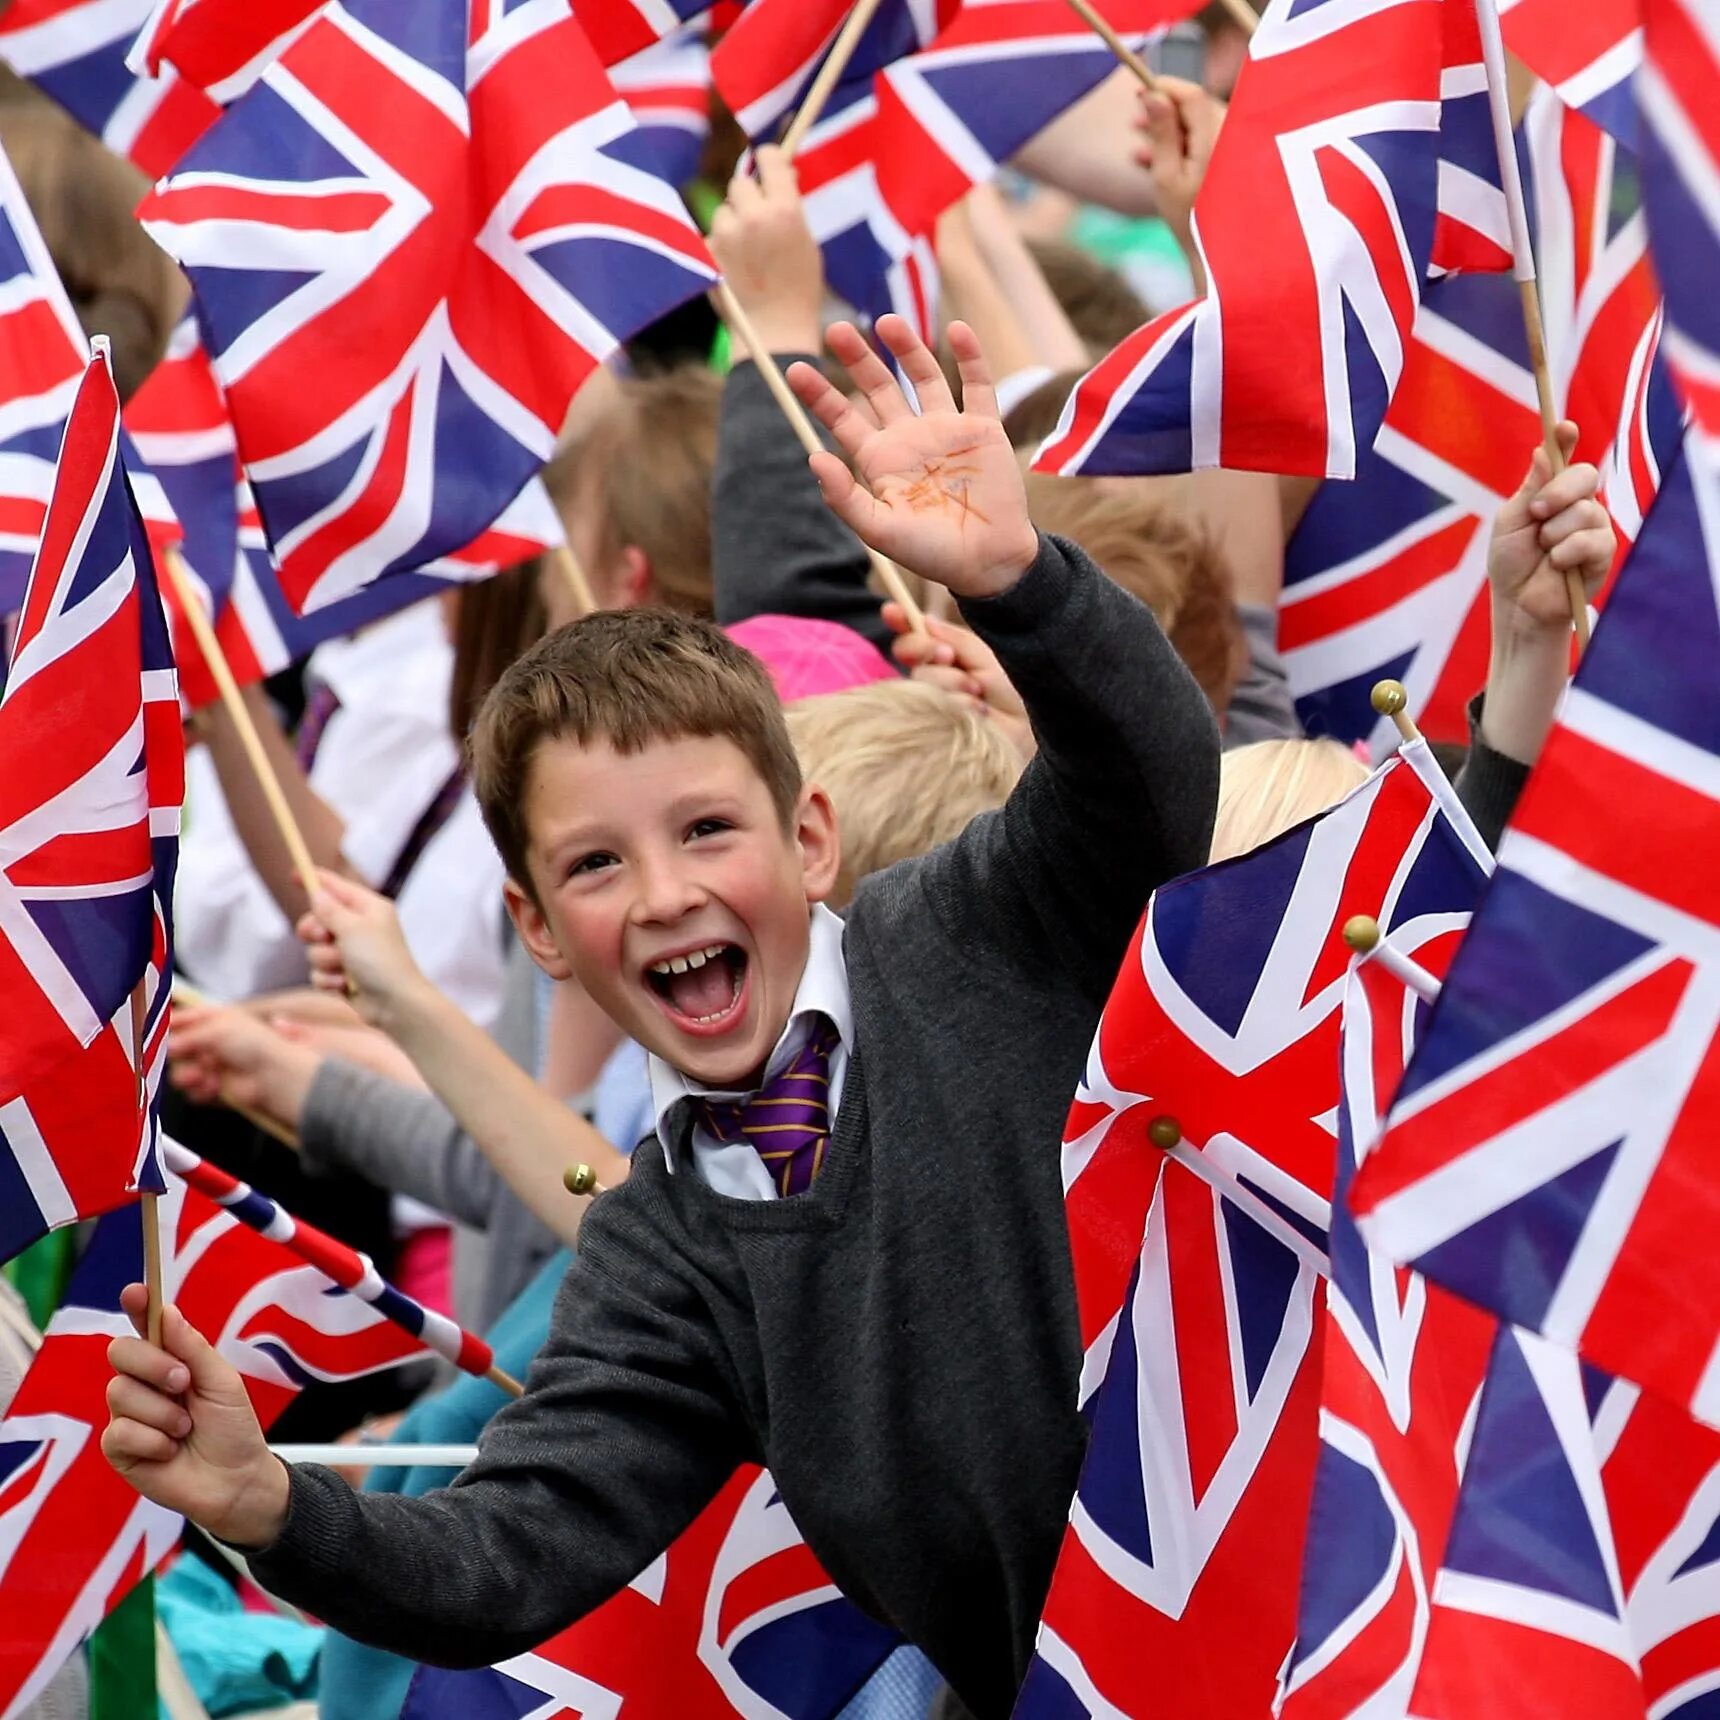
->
xmin=694 ymin=1020 xmax=839 ymax=1197
xmin=294 ymin=683 xmax=342 ymax=770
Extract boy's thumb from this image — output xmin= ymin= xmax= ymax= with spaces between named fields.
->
xmin=162 ymin=1305 xmax=237 ymax=1398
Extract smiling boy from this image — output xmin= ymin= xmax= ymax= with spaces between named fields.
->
xmin=103 ymin=318 xmax=1221 ymax=1718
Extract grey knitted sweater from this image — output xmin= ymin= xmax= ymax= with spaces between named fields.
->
xmin=247 ymin=532 xmax=1221 ymax=1719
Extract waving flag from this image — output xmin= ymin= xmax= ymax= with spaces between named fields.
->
xmin=129 ymin=0 xmax=321 ymax=102
xmin=0 ymin=1158 xmax=445 ymax=1716
xmin=570 ymin=0 xmax=711 ymax=68
xmin=608 ymin=20 xmax=713 ymax=188
xmin=1033 ymin=0 xmax=1456 ymax=481
xmin=1500 ymin=0 xmax=1641 ymax=150
xmin=402 ymin=1465 xmax=897 ymax=1720
xmin=0 ymin=345 xmax=181 ymax=1264
xmin=139 ymin=0 xmax=715 ymax=615
xmin=1281 ymin=92 xmax=1680 ymax=753
xmin=0 ymin=0 xmax=218 ymax=175
xmin=1280 ymin=918 xmax=1497 ymax=1716
xmin=1020 ymin=739 xmax=1488 ymax=1715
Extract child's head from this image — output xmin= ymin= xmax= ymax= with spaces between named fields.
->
xmin=1209 ymin=738 xmax=1371 ymax=863
xmin=470 ymin=610 xmax=839 ymax=1087
xmin=541 ymin=366 xmax=722 ymax=627
xmin=786 ymin=679 xmax=1024 ymax=907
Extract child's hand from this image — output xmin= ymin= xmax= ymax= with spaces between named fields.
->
xmin=787 ymin=317 xmax=1039 ymax=601
xmin=884 ymin=603 xmax=1036 ymax=760
xmin=295 ymin=869 xmax=431 ymax=1032
xmin=104 ymin=1288 xmax=290 ymax=1550
xmin=168 ymin=1004 xmax=322 ymax=1134
xmin=1488 ymin=422 xmax=1614 ymax=635
xmin=710 ymin=146 xmax=825 ymax=355
xmin=1134 ymin=77 xmax=1225 ymax=287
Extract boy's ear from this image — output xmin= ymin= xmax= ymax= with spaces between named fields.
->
xmin=615 ymin=545 xmax=653 ymax=610
xmin=795 ymin=783 xmax=842 ymax=905
xmin=503 ymin=876 xmax=574 ymax=981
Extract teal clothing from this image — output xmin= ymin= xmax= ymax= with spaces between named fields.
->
xmin=156 ymin=1556 xmax=320 ymax=1717
xmin=318 ymin=1249 xmax=571 ymax=1720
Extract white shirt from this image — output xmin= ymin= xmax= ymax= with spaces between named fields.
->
xmin=647 ymin=904 xmax=852 ymax=1201
xmin=175 ymin=600 xmax=508 ymax=1028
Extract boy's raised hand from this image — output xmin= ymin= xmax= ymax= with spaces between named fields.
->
xmin=1488 ymin=421 xmax=1614 ymax=631
xmin=787 ymin=317 xmax=1040 ymax=601
xmin=104 ymin=1287 xmax=290 ymax=1549
xmin=169 ymin=1003 xmax=321 ymax=1133
xmin=296 ymin=868 xmax=432 ymax=1035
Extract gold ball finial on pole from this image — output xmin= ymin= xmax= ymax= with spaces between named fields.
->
xmin=1370 ymin=679 xmax=1422 ymax=746
xmin=1147 ymin=1115 xmax=1182 ymax=1151
xmin=563 ymin=1163 xmax=599 ymax=1198
xmin=1343 ymin=914 xmax=1383 ymax=954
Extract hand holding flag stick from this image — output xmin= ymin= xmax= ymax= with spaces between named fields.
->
xmin=1474 ymin=0 xmax=1591 ymax=654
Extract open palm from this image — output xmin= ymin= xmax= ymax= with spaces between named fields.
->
xmin=787 ymin=317 xmax=1039 ymax=600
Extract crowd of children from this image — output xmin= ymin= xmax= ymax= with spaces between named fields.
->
xmin=0 ymin=34 xmax=1619 ymax=1720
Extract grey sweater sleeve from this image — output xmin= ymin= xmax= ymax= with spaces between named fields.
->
xmin=711 ymin=357 xmax=894 ymax=655
xmin=245 ymin=1169 xmax=746 ymax=1666
xmin=1223 ymin=602 xmax=1304 ymax=747
xmin=917 ymin=532 xmax=1220 ymax=1005
xmin=298 ymin=1059 xmax=502 ymax=1233
xmin=1453 ymin=692 xmax=1532 ymax=852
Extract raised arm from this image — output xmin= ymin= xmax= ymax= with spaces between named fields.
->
xmin=707 ymin=148 xmax=890 ymax=650
xmin=105 ymin=1193 xmax=744 ymax=1665
xmin=788 ymin=317 xmax=1220 ymax=1000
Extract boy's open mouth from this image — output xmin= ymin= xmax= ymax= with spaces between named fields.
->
xmin=643 ymin=942 xmax=749 ymax=1030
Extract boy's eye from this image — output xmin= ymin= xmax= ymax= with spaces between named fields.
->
xmin=569 ymin=851 xmax=617 ymax=877
xmin=687 ymin=817 xmax=733 ymax=841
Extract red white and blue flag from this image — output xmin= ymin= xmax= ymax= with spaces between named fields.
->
xmin=1349 ymin=416 xmax=1720 ymax=1430
xmin=401 ymin=1464 xmax=898 ymax=1720
xmin=0 ymin=1158 xmax=445 ymax=1715
xmin=139 ymin=0 xmax=715 ymax=615
xmin=129 ymin=0 xmax=322 ymax=103
xmin=1279 ymin=914 xmax=1498 ymax=1716
xmin=873 ymin=0 xmax=1178 ymax=245
xmin=1500 ymin=0 xmax=1641 ymax=151
xmin=1033 ymin=0 xmax=1467 ymax=482
xmin=0 ymin=0 xmax=219 ymax=176
xmin=570 ymin=0 xmax=712 ymax=69
xmin=607 ymin=18 xmax=714 ymax=189
xmin=1279 ymin=91 xmax=1681 ymax=753
xmin=0 ymin=345 xmax=181 ymax=1265
xmin=1018 ymin=740 xmax=1489 ymax=1715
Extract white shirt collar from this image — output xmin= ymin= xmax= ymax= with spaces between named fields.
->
xmin=647 ymin=902 xmax=851 ymax=1166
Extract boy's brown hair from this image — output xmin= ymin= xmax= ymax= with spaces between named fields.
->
xmin=545 ymin=366 xmax=722 ymax=615
xmin=1025 ymin=241 xmax=1151 ymax=356
xmin=470 ymin=610 xmax=803 ymax=896
xmin=1022 ymin=473 xmax=1247 ymax=714
xmin=787 ymin=680 xmax=1024 ymax=906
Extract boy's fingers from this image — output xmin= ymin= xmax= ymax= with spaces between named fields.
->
xmin=754 ymin=144 xmax=797 ymax=198
xmin=1549 ymin=525 xmax=1614 ymax=577
xmin=811 ymin=455 xmax=886 ymax=543
xmin=1537 ymin=496 xmax=1609 ymax=547
xmin=109 ymin=1332 xmax=191 ymax=1396
xmin=876 ymin=317 xmax=955 ymax=416
xmin=1556 ymin=419 xmax=1581 ymax=460
xmin=107 ymin=1374 xmax=193 ymax=1438
xmin=1530 ymin=462 xmax=1602 ymax=519
xmin=103 ymin=1419 xmax=181 ymax=1468
xmin=827 ymin=321 xmax=913 ymax=427
xmin=946 ymin=322 xmax=1000 ymax=421
xmin=787 ymin=363 xmax=878 ymax=460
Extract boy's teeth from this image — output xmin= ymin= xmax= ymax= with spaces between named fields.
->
xmin=649 ymin=944 xmax=727 ymax=977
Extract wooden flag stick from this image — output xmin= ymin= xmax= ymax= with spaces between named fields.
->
xmin=550 ymin=542 xmax=598 ymax=618
xmin=130 ymin=979 xmax=165 ymax=1346
xmin=780 ymin=0 xmax=890 ymax=159
xmin=1371 ymin=678 xmax=1422 ymax=748
xmin=1474 ymin=0 xmax=1591 ymax=657
xmin=162 ymin=548 xmax=323 ymax=895
xmin=485 ymin=1364 xmax=525 ymax=1398
xmin=1060 ymin=0 xmax=1160 ymax=91
xmin=713 ymin=281 xmax=929 ymax=633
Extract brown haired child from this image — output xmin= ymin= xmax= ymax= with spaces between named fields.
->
xmin=107 ymin=316 xmax=1222 ymax=1719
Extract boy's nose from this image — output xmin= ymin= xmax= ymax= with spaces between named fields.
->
xmin=631 ymin=858 xmax=704 ymax=924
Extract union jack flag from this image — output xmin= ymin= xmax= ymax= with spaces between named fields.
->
xmin=607 ymin=19 xmax=713 ymax=188
xmin=0 ymin=0 xmax=219 ymax=176
xmin=1500 ymin=0 xmax=1641 ymax=150
xmin=1032 ymin=0 xmax=1464 ymax=482
xmin=1019 ymin=740 xmax=1489 ymax=1714
xmin=1349 ymin=418 xmax=1720 ymax=1431
xmin=1641 ymin=0 xmax=1720 ymax=438
xmin=872 ymin=1 xmax=1178 ymax=244
xmin=0 ymin=1159 xmax=445 ymax=1715
xmin=129 ymin=0 xmax=322 ymax=102
xmin=401 ymin=1465 xmax=897 ymax=1720
xmin=0 ymin=345 xmax=181 ymax=1264
xmin=570 ymin=0 xmax=711 ymax=69
xmin=1281 ymin=91 xmax=1681 ymax=752
xmin=138 ymin=0 xmax=715 ymax=615
xmin=710 ymin=0 xmax=955 ymax=141
xmin=1280 ymin=921 xmax=1498 ymax=1716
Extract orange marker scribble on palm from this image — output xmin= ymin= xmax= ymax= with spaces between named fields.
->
xmin=892 ymin=446 xmax=990 ymax=532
